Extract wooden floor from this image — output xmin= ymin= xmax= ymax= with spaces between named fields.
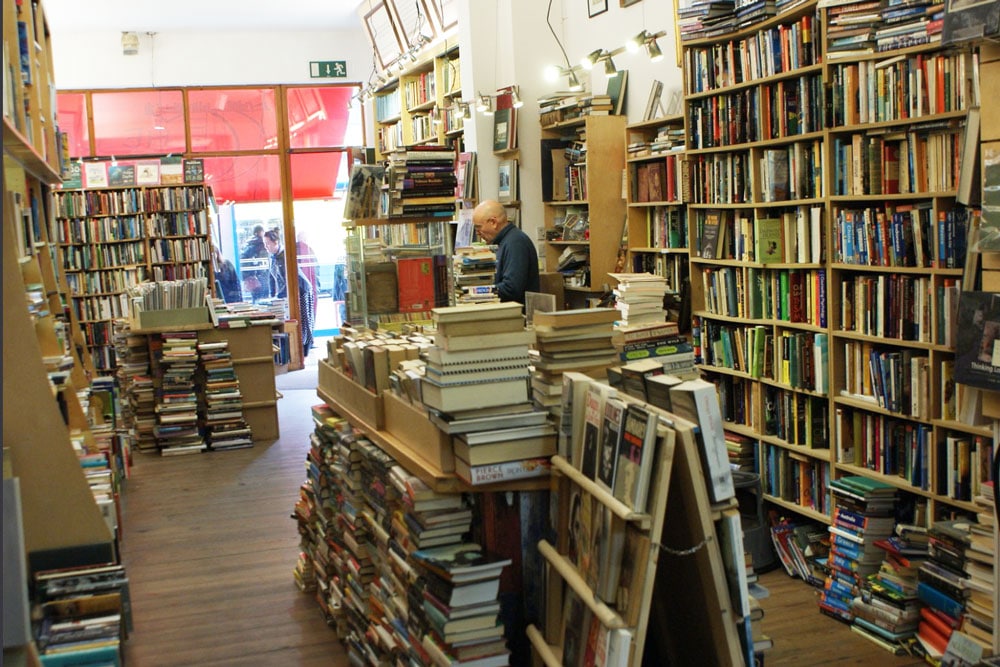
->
xmin=120 ymin=385 xmax=924 ymax=666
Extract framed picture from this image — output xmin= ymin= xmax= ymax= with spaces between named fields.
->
xmin=588 ymin=0 xmax=608 ymax=18
xmin=361 ymin=1 xmax=404 ymax=71
xmin=493 ymin=108 xmax=511 ymax=152
xmin=498 ymin=159 xmax=518 ymax=204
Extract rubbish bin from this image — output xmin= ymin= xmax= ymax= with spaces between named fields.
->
xmin=732 ymin=470 xmax=777 ymax=573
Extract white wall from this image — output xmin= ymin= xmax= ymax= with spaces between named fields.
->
xmin=51 ymin=29 xmax=371 ymax=89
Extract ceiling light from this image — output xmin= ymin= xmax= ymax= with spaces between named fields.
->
xmin=121 ymin=31 xmax=139 ymax=56
xmin=580 ymin=49 xmax=602 ymax=70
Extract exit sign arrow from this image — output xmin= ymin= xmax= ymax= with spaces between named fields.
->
xmin=310 ymin=61 xmax=347 ymax=78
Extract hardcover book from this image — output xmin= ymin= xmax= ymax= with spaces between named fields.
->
xmin=669 ymin=378 xmax=735 ymax=503
xmin=954 ymin=291 xmax=1000 ymax=390
xmin=612 ymin=403 xmax=660 ymax=512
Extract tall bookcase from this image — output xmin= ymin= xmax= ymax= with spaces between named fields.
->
xmin=681 ymin=0 xmax=990 ymax=529
xmin=540 ymin=114 xmax=627 ymax=308
xmin=52 ymin=183 xmax=213 ymax=374
xmin=373 ymin=41 xmax=464 ymax=162
xmin=624 ymin=115 xmax=690 ymax=298
xmin=3 ymin=4 xmax=118 ymax=660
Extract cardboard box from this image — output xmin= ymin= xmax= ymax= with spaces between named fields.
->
xmin=137 ymin=306 xmax=210 ymax=329
xmin=383 ymin=391 xmax=454 ymax=473
xmin=318 ymin=359 xmax=384 ymax=429
xmin=981 ymin=389 xmax=1000 ymax=419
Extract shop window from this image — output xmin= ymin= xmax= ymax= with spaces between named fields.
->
xmin=188 ymin=88 xmax=278 ymax=152
xmin=55 ymin=93 xmax=89 ymax=158
xmin=91 ymin=90 xmax=185 ymax=156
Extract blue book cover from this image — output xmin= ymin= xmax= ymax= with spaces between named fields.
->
xmin=916 ymin=581 xmax=964 ymax=619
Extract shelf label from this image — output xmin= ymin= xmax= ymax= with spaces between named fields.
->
xmin=310 ymin=61 xmax=347 ymax=78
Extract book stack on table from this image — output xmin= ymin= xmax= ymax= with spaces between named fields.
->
xmin=819 ymin=476 xmax=897 ymax=623
xmin=423 ymin=303 xmax=557 ymax=486
xmin=530 ymin=307 xmax=619 ymax=417
xmin=609 ymin=272 xmax=668 ymax=327
xmin=960 ymin=486 xmax=996 ymax=650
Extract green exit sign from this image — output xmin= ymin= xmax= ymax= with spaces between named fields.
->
xmin=310 ymin=61 xmax=347 ymax=78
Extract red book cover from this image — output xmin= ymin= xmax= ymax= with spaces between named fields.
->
xmin=396 ymin=256 xmax=436 ymax=313
xmin=918 ymin=619 xmax=949 ymax=654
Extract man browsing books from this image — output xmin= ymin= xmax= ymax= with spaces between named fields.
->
xmin=472 ymin=199 xmax=539 ymax=305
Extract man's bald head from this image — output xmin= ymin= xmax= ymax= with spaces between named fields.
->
xmin=472 ymin=199 xmax=509 ymax=243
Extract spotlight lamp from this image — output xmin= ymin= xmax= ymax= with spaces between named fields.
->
xmin=477 ymin=94 xmax=494 ymax=115
xmin=626 ymin=31 xmax=648 ymax=54
xmin=646 ymin=39 xmax=664 ymax=63
xmin=603 ymin=56 xmax=618 ymax=77
xmin=544 ymin=64 xmax=561 ymax=82
xmin=461 ymin=103 xmax=472 ymax=120
xmin=580 ymin=49 xmax=603 ymax=70
xmin=567 ymin=70 xmax=583 ymax=92
xmin=510 ymin=88 xmax=523 ymax=109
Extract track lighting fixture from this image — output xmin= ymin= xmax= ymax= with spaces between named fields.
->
xmin=461 ymin=103 xmax=472 ymax=120
xmin=603 ymin=56 xmax=618 ymax=77
xmin=646 ymin=39 xmax=664 ymax=63
xmin=626 ymin=31 xmax=648 ymax=53
xmin=580 ymin=49 xmax=603 ymax=70
xmin=567 ymin=70 xmax=583 ymax=92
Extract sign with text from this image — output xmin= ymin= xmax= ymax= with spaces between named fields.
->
xmin=310 ymin=61 xmax=347 ymax=78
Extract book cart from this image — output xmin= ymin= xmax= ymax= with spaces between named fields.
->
xmin=526 ymin=382 xmax=744 ymax=666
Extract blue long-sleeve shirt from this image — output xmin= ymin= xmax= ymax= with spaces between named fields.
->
xmin=493 ymin=223 xmax=539 ymax=304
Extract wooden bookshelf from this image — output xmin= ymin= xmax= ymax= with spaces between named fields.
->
xmin=52 ymin=181 xmax=213 ymax=375
xmin=681 ymin=0 xmax=993 ymax=558
xmin=540 ymin=115 xmax=627 ymax=307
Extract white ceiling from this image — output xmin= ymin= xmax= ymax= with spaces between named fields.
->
xmin=42 ymin=0 xmax=361 ymax=34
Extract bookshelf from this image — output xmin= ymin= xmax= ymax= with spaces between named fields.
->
xmin=540 ymin=114 xmax=627 ymax=308
xmin=681 ymin=0 xmax=993 ymax=528
xmin=344 ymin=217 xmax=453 ymax=330
xmin=372 ymin=41 xmax=464 ymax=162
xmin=52 ymin=181 xmax=213 ymax=374
xmin=2 ymin=6 xmax=122 ymax=660
xmin=683 ymin=0 xmax=833 ymax=524
xmin=525 ymin=380 xmax=744 ymax=666
xmin=624 ymin=114 xmax=690 ymax=299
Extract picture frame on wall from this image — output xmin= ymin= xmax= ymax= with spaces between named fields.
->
xmin=588 ymin=0 xmax=608 ymax=18
xmin=361 ymin=1 xmax=404 ymax=71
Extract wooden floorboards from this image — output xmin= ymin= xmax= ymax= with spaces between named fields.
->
xmin=120 ymin=385 xmax=925 ymax=665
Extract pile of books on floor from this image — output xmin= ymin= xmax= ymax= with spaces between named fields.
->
xmin=915 ymin=519 xmax=974 ymax=659
xmin=385 ymin=145 xmax=457 ymax=219
xmin=848 ymin=522 xmax=926 ymax=652
xmin=961 ymin=481 xmax=996 ymax=649
xmin=768 ymin=512 xmax=828 ymax=587
xmin=410 ymin=543 xmax=512 ymax=667
xmin=819 ymin=476 xmax=897 ymax=622
xmin=32 ymin=561 xmax=131 ymax=665
xmin=153 ymin=331 xmax=205 ymax=455
xmin=199 ymin=340 xmax=252 ymax=450
xmin=530 ymin=308 xmax=619 ymax=416
xmin=114 ymin=319 xmax=157 ymax=452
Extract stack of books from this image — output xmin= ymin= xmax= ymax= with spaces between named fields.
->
xmin=422 ymin=302 xmax=533 ymax=414
xmin=198 ymin=340 xmax=252 ymax=450
xmin=152 ymin=331 xmax=205 ymax=455
xmin=410 ymin=543 xmax=512 ymax=667
xmin=207 ymin=299 xmax=282 ymax=328
xmin=611 ymin=320 xmax=694 ymax=375
xmin=848 ymin=521 xmax=926 ymax=651
xmin=819 ymin=476 xmax=897 ymax=622
xmin=875 ymin=0 xmax=942 ymax=52
xmin=389 ymin=466 xmax=472 ymax=550
xmin=609 ymin=272 xmax=669 ymax=327
xmin=32 ymin=562 xmax=131 ymax=665
xmin=452 ymin=246 xmax=497 ymax=305
xmin=915 ymin=519 xmax=972 ymax=658
xmin=768 ymin=513 xmax=828 ymax=587
xmin=385 ymin=146 xmax=457 ymax=219
xmin=677 ymin=0 xmax=736 ymax=42
xmin=537 ymin=91 xmax=584 ymax=127
xmin=113 ymin=320 xmax=156 ymax=453
xmin=961 ymin=481 xmax=996 ymax=649
xmin=734 ymin=0 xmax=776 ymax=28
xmin=530 ymin=308 xmax=619 ymax=415
xmin=826 ymin=1 xmax=882 ymax=59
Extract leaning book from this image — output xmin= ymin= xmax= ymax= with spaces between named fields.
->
xmin=954 ymin=291 xmax=1000 ymax=390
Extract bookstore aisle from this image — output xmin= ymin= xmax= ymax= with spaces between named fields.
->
xmin=118 ymin=381 xmax=924 ymax=665
xmin=119 ymin=385 xmax=349 ymax=666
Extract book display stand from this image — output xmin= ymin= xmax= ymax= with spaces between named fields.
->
xmin=526 ymin=379 xmax=743 ymax=666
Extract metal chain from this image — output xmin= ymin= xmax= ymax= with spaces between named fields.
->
xmin=654 ymin=534 xmax=713 ymax=556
